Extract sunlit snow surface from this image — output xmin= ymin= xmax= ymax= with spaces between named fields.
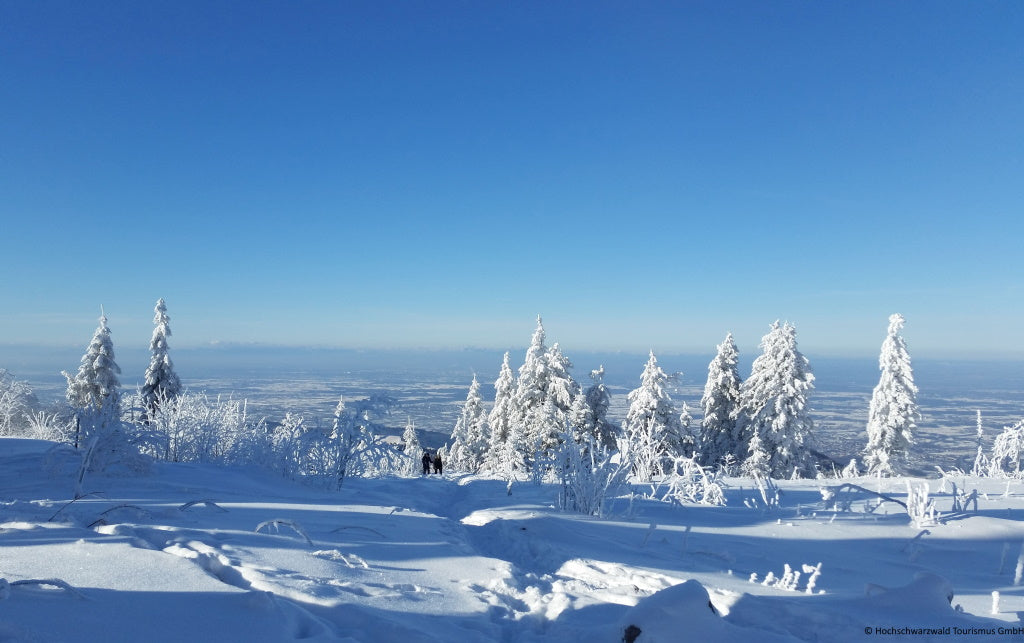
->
xmin=2 ymin=437 xmax=1024 ymax=642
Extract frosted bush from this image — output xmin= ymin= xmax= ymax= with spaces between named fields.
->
xmin=133 ymin=391 xmax=260 ymax=465
xmin=555 ymin=429 xmax=629 ymax=517
xmin=989 ymin=419 xmax=1024 ymax=478
xmin=906 ymin=481 xmax=938 ymax=527
xmin=658 ymin=456 xmax=725 ymax=506
xmin=0 ymin=369 xmax=38 ymax=436
xmin=25 ymin=409 xmax=73 ymax=442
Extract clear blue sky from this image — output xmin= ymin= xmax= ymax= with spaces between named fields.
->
xmin=2 ymin=1 xmax=1021 ymax=358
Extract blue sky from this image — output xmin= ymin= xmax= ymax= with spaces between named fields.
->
xmin=2 ymin=1 xmax=1022 ymax=358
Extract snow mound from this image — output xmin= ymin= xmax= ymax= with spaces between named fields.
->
xmin=864 ymin=572 xmax=954 ymax=614
xmin=618 ymin=579 xmax=796 ymax=643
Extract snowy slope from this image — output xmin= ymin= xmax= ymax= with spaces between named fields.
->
xmin=2 ymin=437 xmax=1023 ymax=642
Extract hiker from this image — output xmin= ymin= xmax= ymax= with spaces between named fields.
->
xmin=421 ymin=450 xmax=432 ymax=475
xmin=433 ymin=452 xmax=443 ymax=475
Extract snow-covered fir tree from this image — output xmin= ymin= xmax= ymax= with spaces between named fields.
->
xmin=699 ymin=333 xmax=743 ymax=469
xmin=62 ymin=311 xmax=141 ymax=468
xmin=448 ymin=375 xmax=489 ymax=473
xmin=485 ymin=352 xmax=518 ymax=475
xmin=64 ymin=311 xmax=122 ymax=412
xmin=972 ymin=410 xmax=989 ymax=476
xmin=583 ymin=366 xmax=618 ymax=449
xmin=623 ymin=351 xmax=688 ymax=481
xmin=511 ymin=316 xmax=554 ymax=463
xmin=509 ymin=317 xmax=580 ymax=470
xmin=738 ymin=321 xmax=816 ymax=479
xmin=532 ymin=342 xmax=580 ymax=458
xmin=568 ymin=393 xmax=594 ymax=444
xmin=862 ymin=313 xmax=919 ymax=477
xmin=512 ymin=316 xmax=550 ymax=426
xmin=401 ymin=419 xmax=421 ymax=476
xmin=141 ymin=298 xmax=182 ymax=414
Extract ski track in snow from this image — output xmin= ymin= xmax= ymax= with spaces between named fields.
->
xmin=3 ymin=437 xmax=1024 ymax=642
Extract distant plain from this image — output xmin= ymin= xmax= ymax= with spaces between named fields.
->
xmin=3 ymin=345 xmax=1021 ymax=473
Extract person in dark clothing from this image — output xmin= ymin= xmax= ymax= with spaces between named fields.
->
xmin=433 ymin=452 xmax=443 ymax=475
xmin=422 ymin=451 xmax=432 ymax=475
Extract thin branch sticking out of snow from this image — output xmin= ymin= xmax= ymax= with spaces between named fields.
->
xmin=179 ymin=500 xmax=228 ymax=513
xmin=255 ymin=519 xmax=313 ymax=547
xmin=330 ymin=525 xmax=386 ymax=539
xmin=47 ymin=491 xmax=105 ymax=522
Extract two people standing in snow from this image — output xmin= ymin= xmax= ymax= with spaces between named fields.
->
xmin=421 ymin=450 xmax=443 ymax=475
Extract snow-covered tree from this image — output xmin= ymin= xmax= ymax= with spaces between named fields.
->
xmin=141 ymin=298 xmax=182 ymax=415
xmin=737 ymin=321 xmax=816 ymax=479
xmin=990 ymin=419 xmax=1024 ymax=478
xmin=507 ymin=317 xmax=581 ymax=469
xmin=449 ymin=375 xmax=489 ymax=473
xmin=971 ymin=410 xmax=989 ymax=476
xmin=331 ymin=395 xmax=400 ymax=489
xmin=699 ymin=333 xmax=742 ymax=469
xmin=531 ymin=342 xmax=580 ymax=458
xmin=512 ymin=316 xmax=550 ymax=425
xmin=0 ymin=369 xmax=38 ymax=436
xmin=583 ymin=366 xmax=618 ymax=448
xmin=863 ymin=313 xmax=919 ymax=477
xmin=623 ymin=351 xmax=688 ymax=481
xmin=401 ymin=419 xmax=421 ymax=476
xmin=485 ymin=352 xmax=518 ymax=475
xmin=64 ymin=311 xmax=122 ymax=412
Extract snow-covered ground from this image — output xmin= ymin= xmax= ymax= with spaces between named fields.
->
xmin=2 ymin=437 xmax=1023 ymax=642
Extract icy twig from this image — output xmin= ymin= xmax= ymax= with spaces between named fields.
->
xmin=255 ymin=519 xmax=314 ymax=547
xmin=47 ymin=491 xmax=104 ymax=522
xmin=825 ymin=483 xmax=908 ymax=511
xmin=901 ymin=529 xmax=931 ymax=553
xmin=179 ymin=500 xmax=228 ymax=513
xmin=330 ymin=525 xmax=386 ymax=538
xmin=87 ymin=504 xmax=151 ymax=529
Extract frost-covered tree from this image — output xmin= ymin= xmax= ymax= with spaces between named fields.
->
xmin=623 ymin=351 xmax=688 ymax=481
xmin=583 ymin=366 xmax=618 ymax=449
xmin=699 ymin=333 xmax=742 ymax=468
xmin=511 ymin=317 xmax=553 ymax=461
xmin=449 ymin=375 xmax=489 ymax=473
xmin=509 ymin=317 xmax=581 ymax=469
xmin=485 ymin=352 xmax=518 ymax=474
xmin=0 ymin=369 xmax=38 ymax=436
xmin=531 ymin=342 xmax=580 ymax=458
xmin=64 ymin=312 xmax=122 ymax=412
xmin=738 ymin=321 xmax=816 ymax=479
xmin=512 ymin=316 xmax=550 ymax=425
xmin=971 ymin=410 xmax=989 ymax=477
xmin=63 ymin=312 xmax=125 ymax=454
xmin=863 ymin=313 xmax=919 ymax=477
xmin=990 ymin=419 xmax=1024 ymax=478
xmin=330 ymin=395 xmax=400 ymax=489
xmin=401 ymin=419 xmax=421 ymax=476
xmin=141 ymin=298 xmax=182 ymax=414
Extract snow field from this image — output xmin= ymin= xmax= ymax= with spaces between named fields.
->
xmin=2 ymin=437 xmax=1024 ymax=642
